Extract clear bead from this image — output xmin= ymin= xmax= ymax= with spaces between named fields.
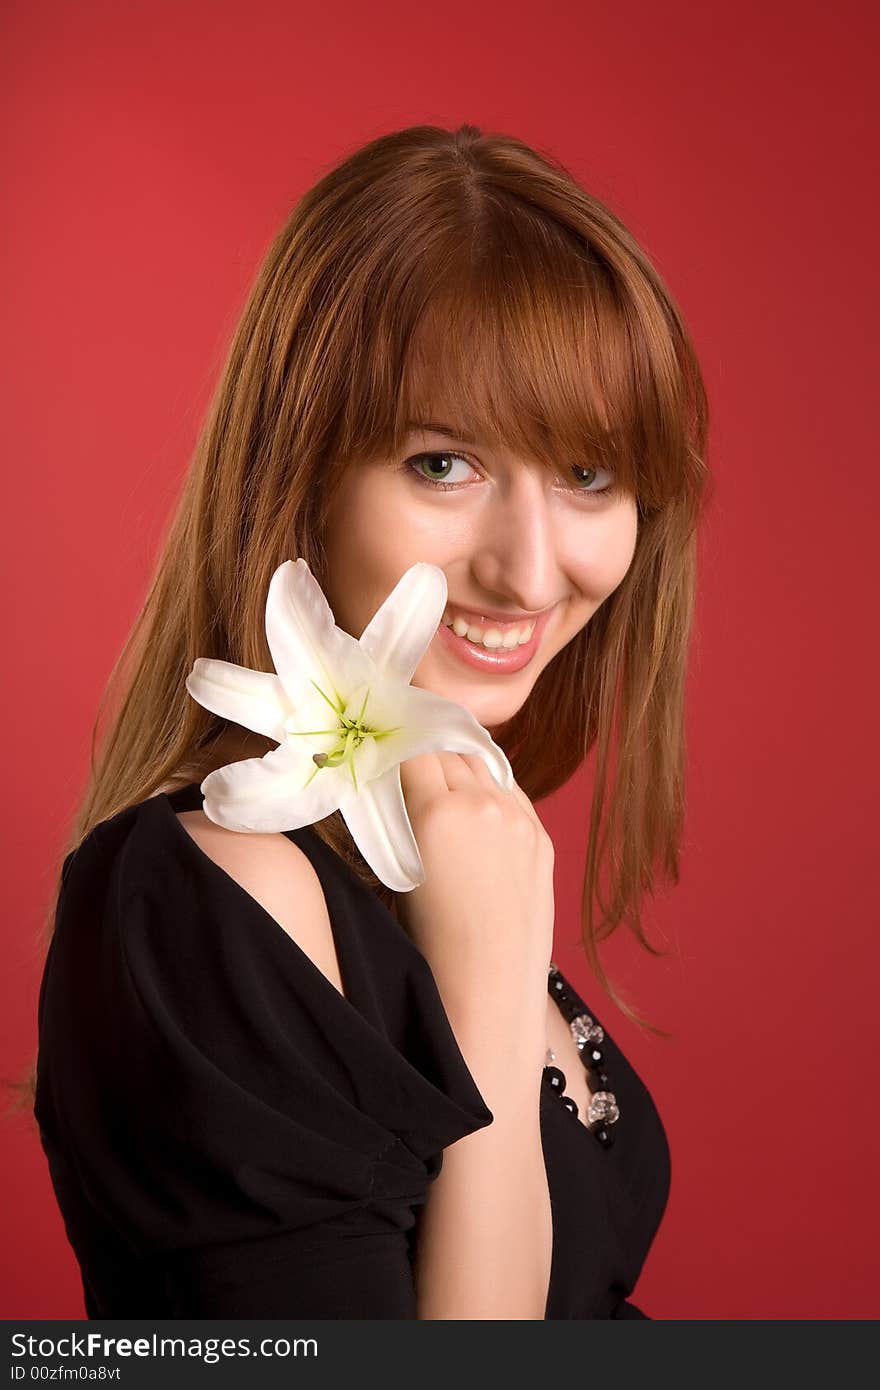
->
xmin=570 ymin=1012 xmax=604 ymax=1047
xmin=587 ymin=1091 xmax=620 ymax=1125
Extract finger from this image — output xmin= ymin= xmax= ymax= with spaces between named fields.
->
xmin=501 ymin=773 xmax=546 ymax=828
xmin=520 ymin=793 xmax=549 ymax=837
xmin=456 ymin=751 xmax=505 ymax=793
xmin=433 ymin=750 xmax=480 ymax=791
xmin=398 ymin=751 xmax=450 ymax=817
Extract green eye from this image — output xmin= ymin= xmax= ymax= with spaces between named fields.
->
xmin=408 ymin=451 xmax=474 ymax=488
xmin=569 ymin=464 xmax=617 ymax=497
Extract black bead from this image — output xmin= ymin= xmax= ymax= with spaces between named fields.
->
xmin=590 ymin=1122 xmax=615 ymax=1148
xmin=544 ymin=1065 xmax=566 ymax=1092
xmin=585 ymin=1045 xmax=605 ymax=1068
xmin=587 ymin=1069 xmax=612 ymax=1092
xmin=561 ymin=1096 xmax=579 ymax=1116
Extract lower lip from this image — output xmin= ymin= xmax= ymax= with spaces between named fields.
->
xmin=436 ymin=608 xmax=554 ymax=674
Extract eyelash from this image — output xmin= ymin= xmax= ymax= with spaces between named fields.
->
xmin=405 ymin=450 xmax=619 ymax=500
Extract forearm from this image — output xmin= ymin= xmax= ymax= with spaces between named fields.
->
xmin=413 ymin=996 xmax=552 ymax=1320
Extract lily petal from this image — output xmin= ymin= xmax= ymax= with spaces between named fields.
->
xmin=338 ymin=765 xmax=426 ymax=892
xmin=200 ymin=743 xmax=348 ymax=833
xmin=351 ymin=684 xmax=515 ymax=791
xmin=185 ymin=659 xmax=290 ymax=742
xmin=265 ymin=559 xmax=374 ymax=707
xmin=358 ymin=562 xmax=448 ymax=684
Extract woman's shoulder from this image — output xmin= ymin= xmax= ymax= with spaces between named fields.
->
xmin=171 ymin=802 xmax=345 ymax=996
xmin=60 ymin=781 xmax=345 ymax=998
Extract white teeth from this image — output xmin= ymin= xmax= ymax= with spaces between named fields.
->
xmin=443 ymin=608 xmax=536 ymax=649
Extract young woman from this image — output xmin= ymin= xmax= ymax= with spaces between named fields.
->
xmin=29 ymin=123 xmax=711 ymax=1319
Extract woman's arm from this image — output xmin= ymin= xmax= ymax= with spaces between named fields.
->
xmin=412 ymin=984 xmax=552 ymax=1319
xmin=392 ymin=750 xmax=558 ymax=1318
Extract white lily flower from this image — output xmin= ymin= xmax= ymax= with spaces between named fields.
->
xmin=184 ymin=558 xmax=514 ymax=891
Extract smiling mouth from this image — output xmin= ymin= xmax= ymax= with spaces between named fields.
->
xmin=440 ymin=604 xmax=541 ymax=651
xmin=434 ymin=602 xmax=556 ymax=674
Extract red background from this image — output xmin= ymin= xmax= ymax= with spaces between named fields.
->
xmin=3 ymin=0 xmax=878 ymax=1320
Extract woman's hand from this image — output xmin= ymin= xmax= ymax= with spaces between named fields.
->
xmin=395 ymin=752 xmax=555 ymax=1016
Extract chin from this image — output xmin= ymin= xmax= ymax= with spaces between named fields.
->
xmin=453 ymin=689 xmax=525 ymax=730
xmin=411 ymin=649 xmax=537 ymax=727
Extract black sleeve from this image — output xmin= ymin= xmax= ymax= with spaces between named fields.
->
xmin=35 ymin=803 xmax=493 ymax=1318
xmin=158 ymin=1219 xmax=420 ymax=1317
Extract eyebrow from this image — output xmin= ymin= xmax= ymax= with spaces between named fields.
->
xmin=405 ymin=420 xmax=479 ymax=445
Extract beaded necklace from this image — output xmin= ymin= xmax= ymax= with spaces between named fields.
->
xmin=544 ymin=961 xmax=620 ymax=1148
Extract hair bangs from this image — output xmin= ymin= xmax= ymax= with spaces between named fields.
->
xmin=386 ymin=216 xmax=649 ymax=499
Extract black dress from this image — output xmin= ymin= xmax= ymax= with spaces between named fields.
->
xmin=34 ymin=781 xmax=671 ymax=1319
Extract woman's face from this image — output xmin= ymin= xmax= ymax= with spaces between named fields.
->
xmin=320 ymin=425 xmax=639 ymax=734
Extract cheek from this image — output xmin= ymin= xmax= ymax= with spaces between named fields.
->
xmin=574 ymin=506 xmax=639 ymax=592
xmin=320 ymin=471 xmax=448 ymax=634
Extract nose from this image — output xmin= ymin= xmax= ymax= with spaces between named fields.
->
xmin=470 ymin=468 xmax=562 ymax=614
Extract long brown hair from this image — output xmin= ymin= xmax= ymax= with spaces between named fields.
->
xmin=9 ymin=122 xmax=711 ymax=1116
